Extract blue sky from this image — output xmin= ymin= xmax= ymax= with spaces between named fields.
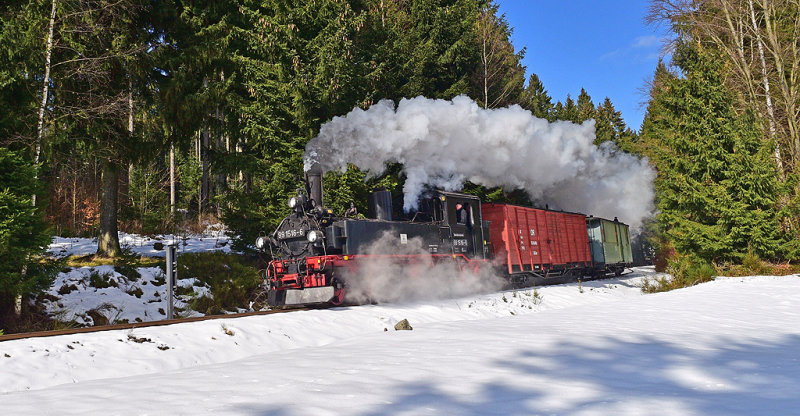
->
xmin=496 ymin=1 xmax=668 ymax=129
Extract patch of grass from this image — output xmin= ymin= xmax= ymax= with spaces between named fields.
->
xmin=58 ymin=284 xmax=78 ymax=295
xmin=127 ymin=334 xmax=152 ymax=343
xmin=87 ymin=303 xmax=122 ymax=326
xmin=642 ymin=255 xmax=716 ymax=293
xmin=175 ymin=284 xmax=196 ymax=297
xmin=88 ymin=270 xmax=118 ymax=289
xmin=151 ymin=271 xmax=166 ymax=286
xmin=741 ymin=249 xmax=768 ymax=275
xmin=532 ymin=288 xmax=543 ymax=305
xmin=125 ymin=286 xmax=144 ymax=298
xmin=717 ymin=249 xmax=800 ymax=277
xmin=189 ymin=295 xmax=220 ymax=315
xmin=177 ymin=252 xmax=261 ymax=313
xmin=50 ymin=309 xmax=81 ymax=330
xmin=114 ymin=263 xmax=141 ymax=281
xmin=66 ymin=254 xmax=161 ymax=269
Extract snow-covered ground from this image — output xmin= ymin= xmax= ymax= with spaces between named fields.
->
xmin=43 ymin=230 xmax=235 ymax=324
xmin=42 ymin=266 xmax=211 ymax=325
xmin=48 ymin=227 xmax=232 ymax=258
xmin=3 ymin=268 xmax=800 ymax=415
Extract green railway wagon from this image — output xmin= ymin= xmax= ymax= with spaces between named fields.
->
xmin=586 ymin=217 xmax=632 ymax=276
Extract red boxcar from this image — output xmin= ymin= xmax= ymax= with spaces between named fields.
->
xmin=482 ymin=203 xmax=592 ymax=276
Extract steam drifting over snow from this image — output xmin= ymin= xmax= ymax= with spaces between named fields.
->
xmin=343 ymin=231 xmax=504 ymax=304
xmin=305 ymin=96 xmax=655 ymax=229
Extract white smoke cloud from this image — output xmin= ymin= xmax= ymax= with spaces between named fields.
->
xmin=343 ymin=231 xmax=504 ymax=304
xmin=305 ymin=95 xmax=655 ymax=230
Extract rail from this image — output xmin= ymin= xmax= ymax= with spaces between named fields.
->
xmin=0 ymin=307 xmax=309 ymax=342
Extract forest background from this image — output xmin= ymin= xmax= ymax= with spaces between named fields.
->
xmin=2 ymin=0 xmax=800 ymax=314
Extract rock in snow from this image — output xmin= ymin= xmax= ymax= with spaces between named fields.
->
xmin=394 ymin=319 xmax=413 ymax=331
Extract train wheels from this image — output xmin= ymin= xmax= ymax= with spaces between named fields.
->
xmin=330 ymin=278 xmax=345 ymax=306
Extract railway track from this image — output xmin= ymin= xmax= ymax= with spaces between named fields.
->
xmin=0 ymin=307 xmax=309 ymax=342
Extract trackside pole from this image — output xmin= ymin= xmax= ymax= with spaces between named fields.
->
xmin=165 ymin=243 xmax=177 ymax=320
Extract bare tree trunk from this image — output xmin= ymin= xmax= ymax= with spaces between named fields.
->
xmin=759 ymin=0 xmax=800 ymax=166
xmin=170 ymin=142 xmax=175 ymax=214
xmin=72 ymin=172 xmax=77 ymax=231
xmin=483 ymin=33 xmax=488 ymax=108
xmin=17 ymin=0 xmax=60 ymax=316
xmin=196 ymin=131 xmax=201 ymax=226
xmin=201 ymin=125 xmax=209 ymax=213
xmin=97 ymin=158 xmax=121 ymax=257
xmin=749 ymin=0 xmax=783 ymax=175
xmin=128 ymin=78 xmax=134 ymax=133
xmin=33 ymin=0 xmax=58 ymax=208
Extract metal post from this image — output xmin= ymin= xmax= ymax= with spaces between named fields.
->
xmin=165 ymin=243 xmax=177 ymax=320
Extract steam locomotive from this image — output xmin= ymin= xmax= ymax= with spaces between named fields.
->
xmin=256 ymin=166 xmax=633 ymax=307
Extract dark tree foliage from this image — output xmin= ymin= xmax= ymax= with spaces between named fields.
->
xmin=215 ymin=0 xmax=490 ymax=248
xmin=640 ymin=42 xmax=782 ymax=262
xmin=1 ymin=0 xmax=639 ymax=262
xmin=0 ymin=148 xmax=54 ymax=314
xmin=0 ymin=0 xmax=46 ymax=149
xmin=519 ymin=73 xmax=553 ymax=120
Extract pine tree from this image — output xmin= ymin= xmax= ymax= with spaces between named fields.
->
xmin=575 ymin=88 xmax=595 ymax=122
xmin=641 ymin=42 xmax=781 ymax=262
xmin=519 ymin=73 xmax=553 ymax=120
xmin=553 ymin=94 xmax=578 ymax=122
xmin=594 ymin=97 xmax=632 ymax=146
xmin=0 ymin=148 xmax=54 ymax=315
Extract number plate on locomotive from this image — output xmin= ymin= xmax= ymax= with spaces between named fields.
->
xmin=277 ymin=229 xmax=305 ymax=239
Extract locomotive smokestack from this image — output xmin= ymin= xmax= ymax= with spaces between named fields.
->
xmin=306 ymin=163 xmax=324 ymax=207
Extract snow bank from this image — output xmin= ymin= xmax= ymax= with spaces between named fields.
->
xmin=48 ymin=229 xmax=232 ymax=258
xmin=4 ymin=269 xmax=800 ymax=415
xmin=41 ymin=266 xmax=208 ymax=326
xmin=2 ymin=270 xmax=653 ymax=394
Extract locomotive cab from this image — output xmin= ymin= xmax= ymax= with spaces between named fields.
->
xmin=429 ymin=191 xmax=490 ymax=260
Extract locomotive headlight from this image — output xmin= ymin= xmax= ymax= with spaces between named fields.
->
xmin=306 ymin=230 xmax=322 ymax=243
xmin=288 ymin=197 xmax=298 ymax=208
xmin=255 ymin=236 xmax=267 ymax=250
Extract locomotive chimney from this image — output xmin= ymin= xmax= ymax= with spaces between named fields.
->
xmin=306 ymin=163 xmax=324 ymax=207
xmin=368 ymin=189 xmax=393 ymax=220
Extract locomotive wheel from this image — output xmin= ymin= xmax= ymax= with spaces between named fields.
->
xmin=330 ymin=278 xmax=346 ymax=306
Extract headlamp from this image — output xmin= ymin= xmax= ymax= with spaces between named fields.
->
xmin=307 ymin=230 xmax=322 ymax=243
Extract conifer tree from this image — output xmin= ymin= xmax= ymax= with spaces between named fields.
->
xmin=553 ymin=94 xmax=578 ymax=122
xmin=575 ymin=88 xmax=595 ymax=122
xmin=594 ymin=97 xmax=634 ymax=146
xmin=0 ymin=148 xmax=54 ymax=315
xmin=641 ymin=42 xmax=781 ymax=261
xmin=519 ymin=73 xmax=553 ymax=120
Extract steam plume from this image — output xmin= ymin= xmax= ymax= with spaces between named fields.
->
xmin=343 ymin=231 xmax=504 ymax=304
xmin=305 ymin=96 xmax=655 ymax=229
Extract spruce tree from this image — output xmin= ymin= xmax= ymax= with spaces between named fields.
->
xmin=519 ymin=73 xmax=553 ymax=120
xmin=553 ymin=94 xmax=578 ymax=122
xmin=0 ymin=148 xmax=54 ymax=315
xmin=641 ymin=42 xmax=781 ymax=262
xmin=575 ymin=88 xmax=595 ymax=122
